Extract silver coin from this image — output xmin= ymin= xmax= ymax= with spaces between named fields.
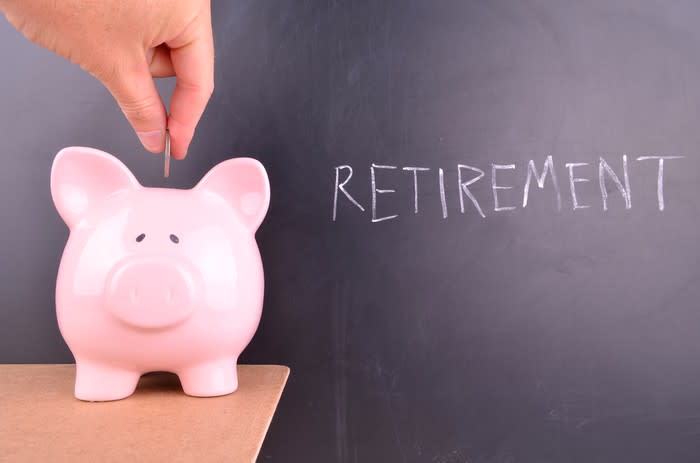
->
xmin=164 ymin=128 xmax=171 ymax=178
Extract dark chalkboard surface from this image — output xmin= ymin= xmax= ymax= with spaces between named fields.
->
xmin=4 ymin=1 xmax=700 ymax=461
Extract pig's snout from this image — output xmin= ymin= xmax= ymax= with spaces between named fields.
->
xmin=106 ymin=257 xmax=197 ymax=329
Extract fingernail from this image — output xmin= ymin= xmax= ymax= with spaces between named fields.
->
xmin=137 ymin=130 xmax=163 ymax=152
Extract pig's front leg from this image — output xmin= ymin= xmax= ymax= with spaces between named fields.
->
xmin=74 ymin=359 xmax=140 ymax=401
xmin=177 ymin=359 xmax=238 ymax=397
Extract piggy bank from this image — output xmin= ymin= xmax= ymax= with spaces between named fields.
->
xmin=50 ymin=147 xmax=270 ymax=401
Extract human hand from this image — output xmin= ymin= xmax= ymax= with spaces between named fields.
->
xmin=0 ymin=0 xmax=214 ymax=159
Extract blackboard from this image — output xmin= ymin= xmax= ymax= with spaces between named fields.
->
xmin=4 ymin=1 xmax=700 ymax=461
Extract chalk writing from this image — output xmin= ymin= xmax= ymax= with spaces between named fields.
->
xmin=371 ymin=164 xmax=398 ymax=223
xmin=402 ymin=167 xmax=430 ymax=214
xmin=523 ymin=156 xmax=561 ymax=210
xmin=599 ymin=156 xmax=631 ymax=211
xmin=331 ymin=155 xmax=685 ymax=221
xmin=636 ymin=156 xmax=684 ymax=211
xmin=457 ymin=164 xmax=485 ymax=217
xmin=492 ymin=164 xmax=517 ymax=212
xmin=333 ymin=165 xmax=364 ymax=221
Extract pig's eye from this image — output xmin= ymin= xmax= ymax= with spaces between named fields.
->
xmin=169 ymin=234 xmax=180 ymax=244
xmin=135 ymin=233 xmax=146 ymax=243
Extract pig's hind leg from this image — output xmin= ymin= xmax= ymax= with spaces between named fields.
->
xmin=74 ymin=359 xmax=140 ymax=401
xmin=177 ymin=358 xmax=238 ymax=397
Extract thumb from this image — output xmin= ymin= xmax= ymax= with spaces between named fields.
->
xmin=100 ymin=60 xmax=167 ymax=153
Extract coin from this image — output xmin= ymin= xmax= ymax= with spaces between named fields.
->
xmin=164 ymin=128 xmax=171 ymax=178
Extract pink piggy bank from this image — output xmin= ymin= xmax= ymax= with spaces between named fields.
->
xmin=50 ymin=147 xmax=270 ymax=401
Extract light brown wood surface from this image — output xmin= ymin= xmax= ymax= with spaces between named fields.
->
xmin=0 ymin=364 xmax=289 ymax=463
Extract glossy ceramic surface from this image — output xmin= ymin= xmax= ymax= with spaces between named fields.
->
xmin=50 ymin=147 xmax=270 ymax=401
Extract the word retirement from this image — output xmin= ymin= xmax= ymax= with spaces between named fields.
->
xmin=332 ymin=155 xmax=683 ymax=222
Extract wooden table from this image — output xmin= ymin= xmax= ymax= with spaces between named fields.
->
xmin=0 ymin=364 xmax=289 ymax=462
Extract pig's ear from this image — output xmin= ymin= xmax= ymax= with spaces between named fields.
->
xmin=50 ymin=147 xmax=139 ymax=228
xmin=196 ymin=158 xmax=270 ymax=231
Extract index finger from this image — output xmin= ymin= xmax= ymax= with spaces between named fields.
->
xmin=167 ymin=13 xmax=215 ymax=159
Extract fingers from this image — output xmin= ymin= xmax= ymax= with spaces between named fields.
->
xmin=167 ymin=12 xmax=215 ymax=159
xmin=101 ymin=58 xmax=168 ymax=153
